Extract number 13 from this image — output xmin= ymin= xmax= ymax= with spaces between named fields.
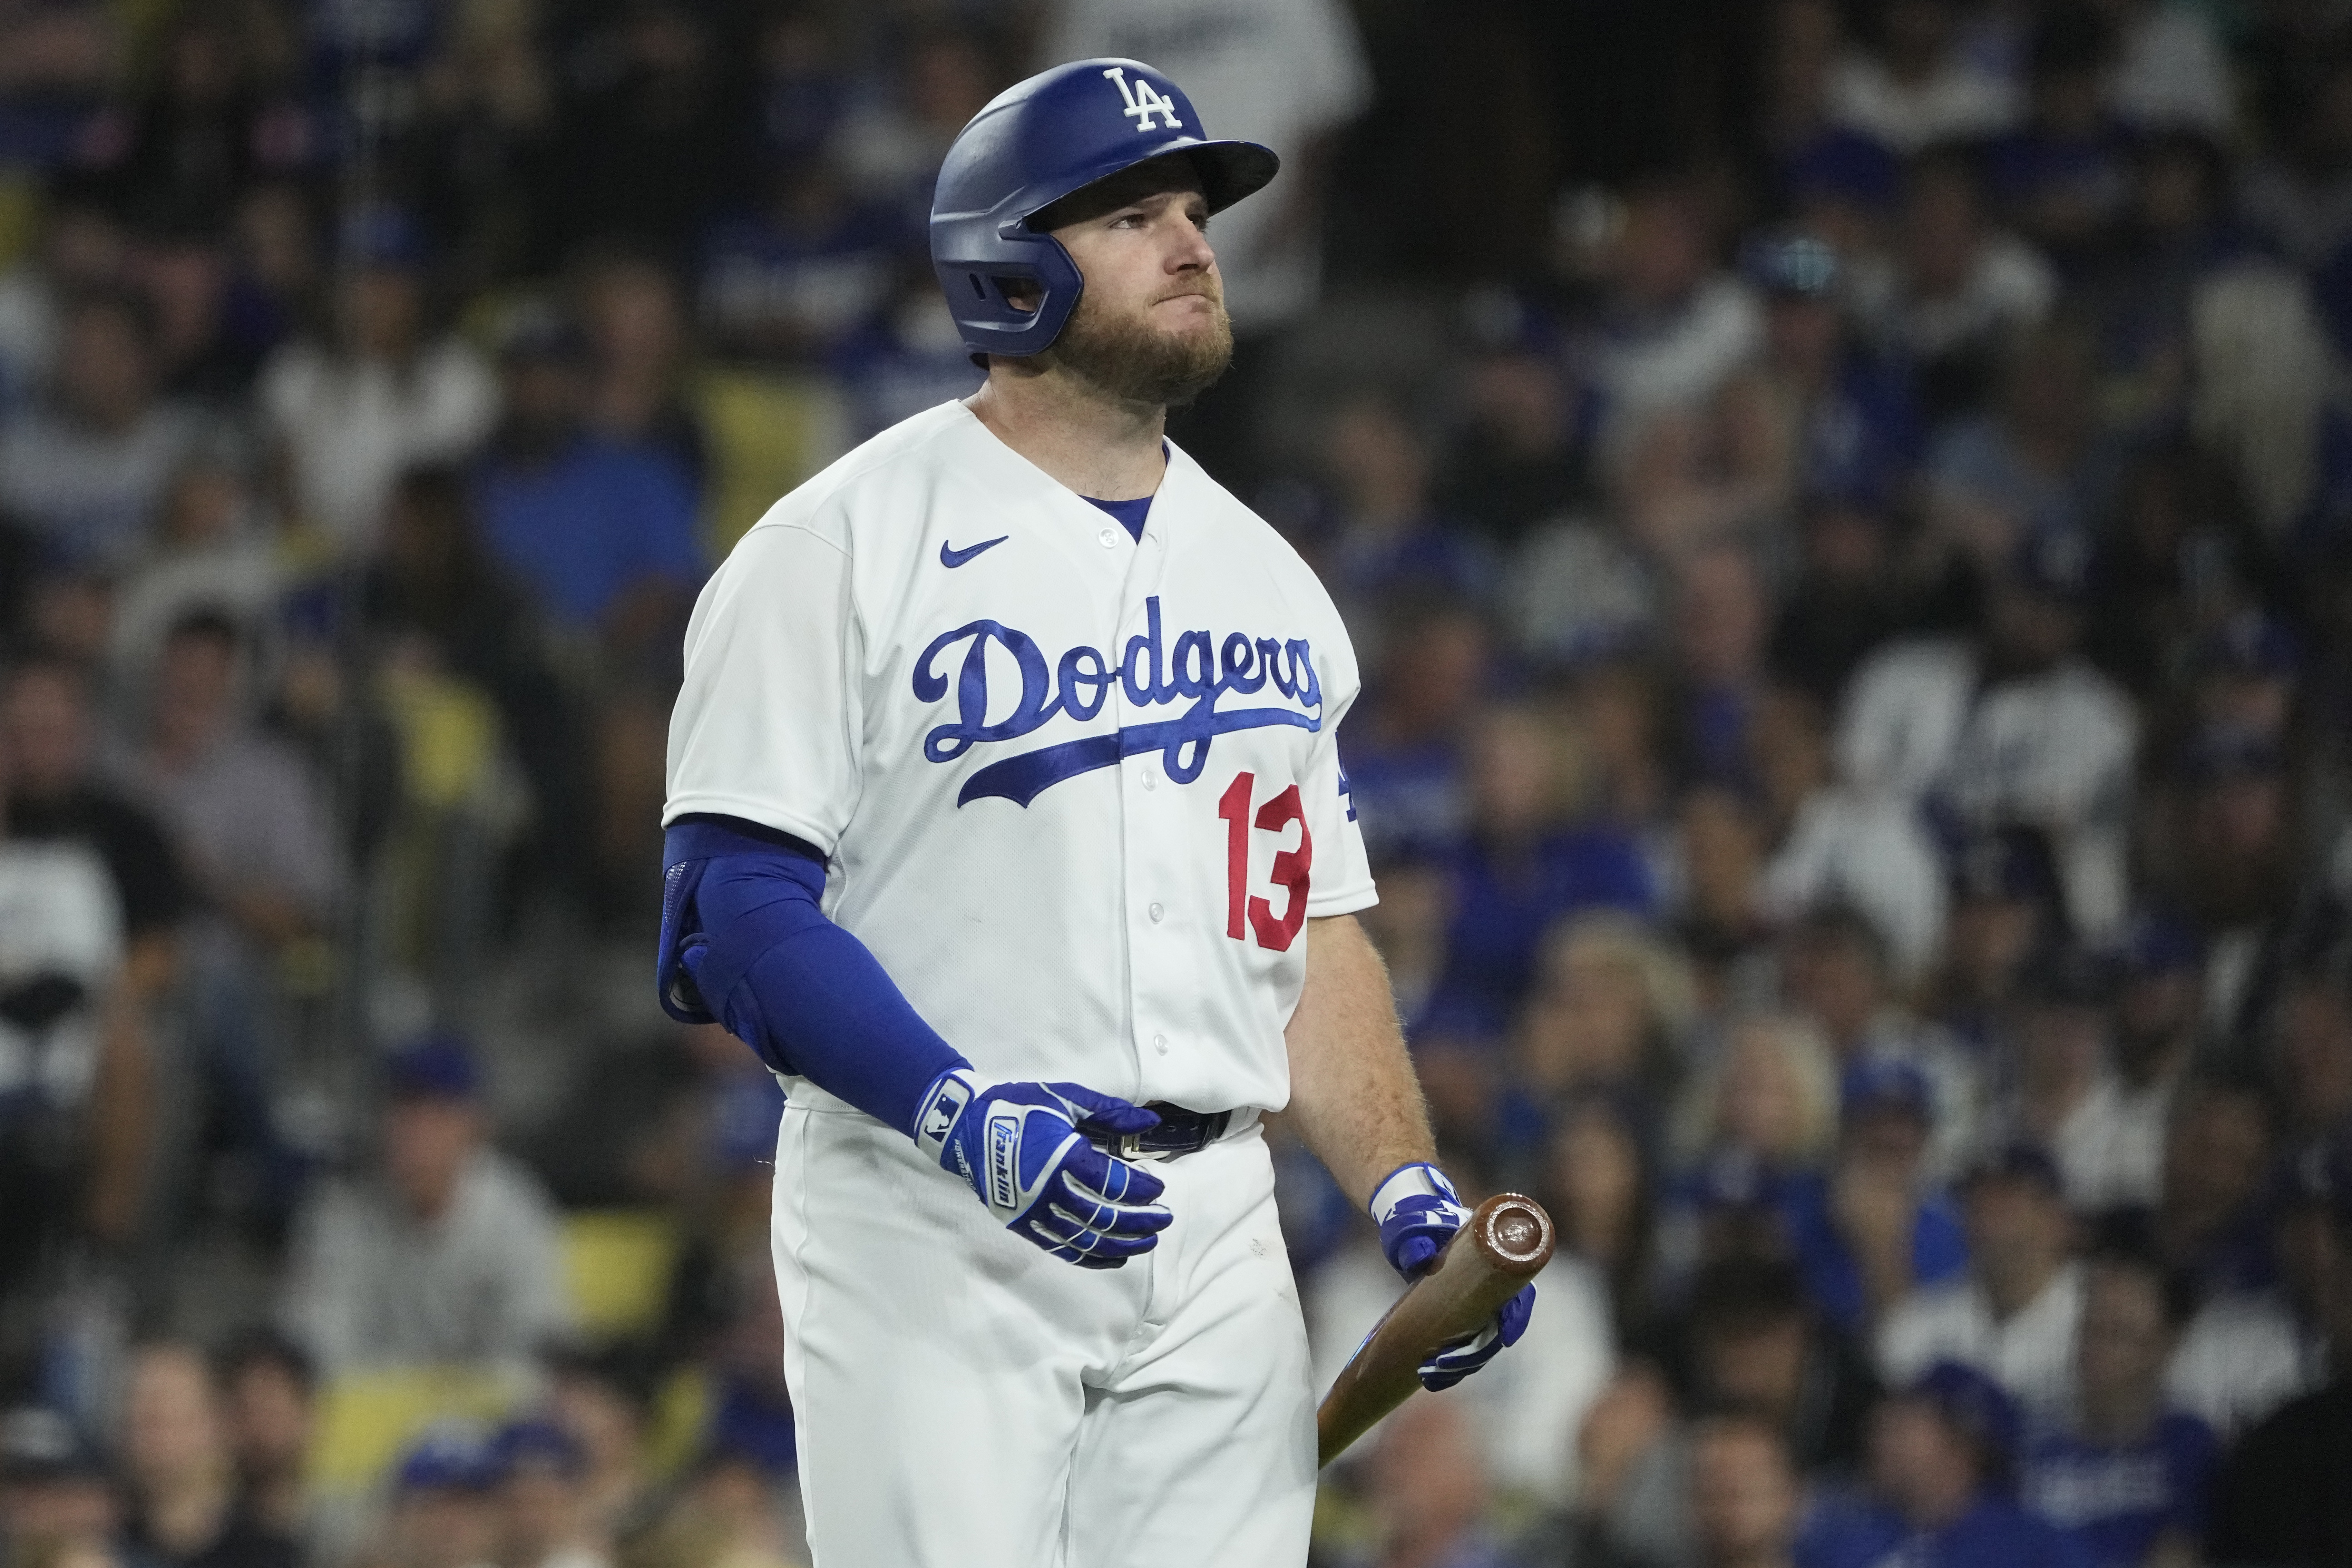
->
xmin=1217 ymin=770 xmax=1312 ymax=952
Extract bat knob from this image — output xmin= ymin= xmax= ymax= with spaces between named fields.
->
xmin=1475 ymin=1194 xmax=1554 ymax=1272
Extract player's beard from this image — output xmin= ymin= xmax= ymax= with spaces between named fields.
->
xmin=1053 ymin=282 xmax=1234 ymax=408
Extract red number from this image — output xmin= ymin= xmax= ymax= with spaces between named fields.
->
xmin=1217 ymin=772 xmax=1314 ymax=951
xmin=1248 ymin=784 xmax=1312 ymax=952
xmin=1218 ymin=770 xmax=1253 ymax=940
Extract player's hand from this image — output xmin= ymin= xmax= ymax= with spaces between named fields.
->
xmin=1368 ymin=1162 xmax=1538 ymax=1391
xmin=1369 ymin=1162 xmax=1472 ymax=1278
xmin=913 ymin=1069 xmax=1173 ymax=1269
xmin=1417 ymin=1283 xmax=1535 ymax=1391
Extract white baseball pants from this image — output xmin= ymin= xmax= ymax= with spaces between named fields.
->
xmin=769 ymin=1100 xmax=1316 ymax=1567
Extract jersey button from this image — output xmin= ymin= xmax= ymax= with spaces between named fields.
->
xmin=1142 ymin=769 xmax=1157 ymax=791
xmin=1148 ymin=902 xmax=1164 ymax=923
xmin=1097 ymin=527 xmax=1118 ymax=548
xmin=1152 ymin=1034 xmax=1169 ymax=1054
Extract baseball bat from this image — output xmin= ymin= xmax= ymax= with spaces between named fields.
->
xmin=1315 ymin=1192 xmax=1556 ymax=1468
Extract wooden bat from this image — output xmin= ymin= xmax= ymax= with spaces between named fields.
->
xmin=1315 ymin=1192 xmax=1555 ymax=1468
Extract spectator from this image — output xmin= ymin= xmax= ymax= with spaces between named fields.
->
xmin=1672 ymin=1013 xmax=1841 ymax=1180
xmin=1848 ymin=150 xmax=2056 ymax=424
xmin=0 ymin=285 xmax=199 ymax=567
xmin=1925 ymin=324 xmax=2120 ymax=582
xmin=694 ymin=156 xmax=905 ymax=367
xmin=1827 ymin=0 xmax=2020 ymax=153
xmin=363 ymin=466 xmax=587 ymax=913
xmin=1837 ymin=523 xmax=2137 ymax=938
xmin=1686 ymin=1415 xmax=1807 ymax=1568
xmin=470 ymin=304 xmax=703 ymax=647
xmin=2165 ymin=1136 xmax=2336 ymax=1439
xmin=105 ymin=443 xmax=282 ymax=699
xmin=1584 ymin=176 xmax=1765 ymax=470
xmin=1673 ymin=1257 xmax=1883 ymax=1477
xmin=1424 ymin=706 xmax=1655 ymax=1035
xmin=214 ymin=1333 xmax=312 ymax=1548
xmin=1777 ymin=1057 xmax=1969 ymax=1336
xmin=1758 ymin=717 xmax=1952 ymax=986
xmin=1767 ymin=496 xmax=1915 ymax=712
xmin=256 ymin=206 xmax=498 ymax=555
xmin=98 ymin=606 xmax=321 ymax=1234
xmin=1719 ymin=232 xmax=1923 ymax=546
xmin=1878 ymin=1143 xmax=2084 ymax=1420
xmin=377 ymin=1424 xmax=499 ymax=1568
xmin=1437 ymin=321 xmax=1601 ymax=552
xmin=1928 ymin=827 xmax=2066 ymax=1056
xmin=1665 ymin=545 xmax=1774 ymax=786
xmin=1345 ymin=1396 xmax=1520 ymax=1568
xmin=1777 ymin=906 xmax=1978 ymax=1155
xmin=2 ymin=655 xmax=189 ymax=1001
xmin=118 ymin=1342 xmax=295 ymax=1568
xmin=574 ymin=249 xmax=705 ymax=491
xmin=628 ymin=1434 xmax=800 ymax=1568
xmin=1998 ymin=946 xmax=2155 ymax=1212
xmin=1980 ymin=9 xmax=2132 ymax=266
xmin=487 ymin=1421 xmax=610 ymax=1568
xmin=825 ymin=27 xmax=1000 ymax=236
xmin=2203 ymin=1147 xmax=2352 ymax=1565
xmin=2149 ymin=1077 xmax=2275 ymax=1297
xmin=2018 ymin=1230 xmax=2217 ymax=1568
xmin=1540 ymin=1089 xmax=1668 ymax=1350
xmin=279 ymin=1035 xmax=569 ymax=1373
xmin=1510 ymin=917 xmax=1695 ymax=1125
xmin=1797 ymin=1362 xmax=2085 ymax=1568
xmin=2093 ymin=913 xmax=2205 ymax=1198
xmin=0 ymin=716 xmax=149 ymax=1397
xmin=2269 ymin=959 xmax=2352 ymax=1149
xmin=0 ymin=192 xmax=127 ymax=420
xmin=541 ymin=1355 xmax=654 ymax=1548
xmin=1307 ymin=396 xmax=1493 ymax=662
xmin=0 ymin=1407 xmax=121 ymax=1562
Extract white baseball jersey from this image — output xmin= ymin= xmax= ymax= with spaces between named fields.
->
xmin=664 ymin=399 xmax=1376 ymax=1115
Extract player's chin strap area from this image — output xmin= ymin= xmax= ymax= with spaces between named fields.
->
xmin=1093 ymin=1105 xmax=1259 ymax=1163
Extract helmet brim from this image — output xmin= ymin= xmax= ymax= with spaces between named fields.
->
xmin=1015 ymin=138 xmax=1280 ymax=232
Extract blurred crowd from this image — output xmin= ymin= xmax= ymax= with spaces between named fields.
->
xmin=4 ymin=0 xmax=2352 ymax=1566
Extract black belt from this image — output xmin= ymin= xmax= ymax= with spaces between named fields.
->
xmin=1096 ymin=1102 xmax=1243 ymax=1162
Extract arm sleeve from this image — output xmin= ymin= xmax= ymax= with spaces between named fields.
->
xmin=659 ymin=814 xmax=968 ymax=1137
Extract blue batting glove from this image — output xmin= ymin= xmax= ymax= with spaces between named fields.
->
xmin=1417 ymin=1282 xmax=1536 ymax=1390
xmin=913 ymin=1069 xmax=1173 ymax=1269
xmin=1369 ymin=1162 xmax=1473 ymax=1278
xmin=1368 ymin=1162 xmax=1538 ymax=1391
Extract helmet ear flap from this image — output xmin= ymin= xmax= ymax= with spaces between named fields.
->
xmin=930 ymin=233 xmax=1084 ymax=361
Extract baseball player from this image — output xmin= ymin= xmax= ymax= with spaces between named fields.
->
xmin=656 ymin=58 xmax=1534 ymax=1566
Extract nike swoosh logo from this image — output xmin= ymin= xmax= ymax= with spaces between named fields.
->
xmin=939 ymin=535 xmax=1009 ymax=568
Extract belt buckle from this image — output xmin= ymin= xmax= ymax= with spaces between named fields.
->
xmin=1111 ymin=1128 xmax=1172 ymax=1164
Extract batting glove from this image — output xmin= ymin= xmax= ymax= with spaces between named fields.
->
xmin=913 ymin=1069 xmax=1173 ymax=1269
xmin=1369 ymin=1162 xmax=1538 ymax=1391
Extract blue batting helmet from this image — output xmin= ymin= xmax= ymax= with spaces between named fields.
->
xmin=929 ymin=58 xmax=1279 ymax=360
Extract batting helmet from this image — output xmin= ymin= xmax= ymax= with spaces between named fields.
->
xmin=930 ymin=58 xmax=1279 ymax=360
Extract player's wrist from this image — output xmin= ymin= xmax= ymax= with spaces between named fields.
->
xmin=1366 ymin=1160 xmax=1456 ymax=1223
xmin=911 ymin=1064 xmax=980 ymax=1165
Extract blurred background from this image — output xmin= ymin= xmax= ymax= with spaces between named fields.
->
xmin=3 ymin=0 xmax=2352 ymax=1565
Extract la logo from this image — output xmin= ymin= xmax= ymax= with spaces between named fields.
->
xmin=1102 ymin=66 xmax=1183 ymax=133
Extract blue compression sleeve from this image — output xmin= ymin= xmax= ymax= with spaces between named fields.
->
xmin=658 ymin=814 xmax=969 ymax=1136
